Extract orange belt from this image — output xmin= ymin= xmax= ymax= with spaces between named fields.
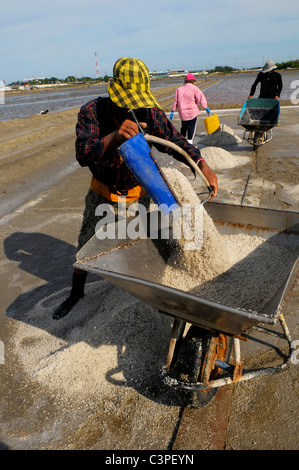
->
xmin=90 ymin=177 xmax=146 ymax=202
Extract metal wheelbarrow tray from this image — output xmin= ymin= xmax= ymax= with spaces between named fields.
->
xmin=75 ymin=202 xmax=299 ymax=405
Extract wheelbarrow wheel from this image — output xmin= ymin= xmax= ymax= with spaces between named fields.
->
xmin=170 ymin=326 xmax=233 ymax=408
xmin=253 ymin=131 xmax=262 ymax=150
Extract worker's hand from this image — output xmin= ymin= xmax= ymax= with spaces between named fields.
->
xmin=170 ymin=110 xmax=174 ymax=120
xmin=103 ymin=119 xmax=147 ymax=154
xmin=198 ymin=160 xmax=218 ymax=199
xmin=115 ymin=119 xmax=147 ymax=143
xmin=205 ymin=107 xmax=211 ymax=115
xmin=248 ymin=96 xmax=253 ymax=99
xmin=274 ymin=95 xmax=279 ymax=100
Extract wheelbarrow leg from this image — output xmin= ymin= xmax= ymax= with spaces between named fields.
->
xmin=253 ymin=131 xmax=262 ymax=149
xmin=232 ymin=337 xmax=242 ymax=381
xmin=165 ymin=318 xmax=186 ymax=370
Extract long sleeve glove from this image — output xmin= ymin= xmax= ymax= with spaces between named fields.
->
xmin=170 ymin=110 xmax=174 ymax=120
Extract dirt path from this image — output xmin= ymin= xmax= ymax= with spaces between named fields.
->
xmin=0 ymin=108 xmax=79 ymax=217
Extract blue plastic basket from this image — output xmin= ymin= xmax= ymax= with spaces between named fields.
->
xmin=119 ymin=133 xmax=179 ymax=214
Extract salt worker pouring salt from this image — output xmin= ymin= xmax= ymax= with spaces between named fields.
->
xmin=53 ymin=57 xmax=218 ymax=320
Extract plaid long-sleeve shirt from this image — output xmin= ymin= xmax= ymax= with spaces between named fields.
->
xmin=75 ymin=97 xmax=203 ymax=194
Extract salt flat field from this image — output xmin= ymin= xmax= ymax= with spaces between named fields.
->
xmin=0 ymin=71 xmax=298 ymax=121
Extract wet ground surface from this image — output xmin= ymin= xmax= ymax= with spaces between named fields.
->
xmin=0 ymin=106 xmax=298 ymax=451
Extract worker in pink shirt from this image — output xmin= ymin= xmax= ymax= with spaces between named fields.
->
xmin=170 ymin=73 xmax=211 ymax=144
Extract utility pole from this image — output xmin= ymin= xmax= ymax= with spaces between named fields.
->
xmin=95 ymin=51 xmax=100 ymax=78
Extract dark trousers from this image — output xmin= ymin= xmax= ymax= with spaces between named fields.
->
xmin=180 ymin=116 xmax=197 ymax=140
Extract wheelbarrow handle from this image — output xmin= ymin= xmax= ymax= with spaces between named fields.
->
xmin=129 ymin=109 xmax=214 ymax=200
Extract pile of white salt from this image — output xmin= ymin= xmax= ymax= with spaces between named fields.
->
xmin=199 ymin=146 xmax=250 ymax=170
xmin=161 ymin=167 xmax=298 ymax=314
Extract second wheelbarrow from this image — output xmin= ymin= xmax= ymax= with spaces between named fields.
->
xmin=238 ymin=98 xmax=280 ymax=149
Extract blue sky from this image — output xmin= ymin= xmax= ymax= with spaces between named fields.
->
xmin=1 ymin=0 xmax=299 ymax=83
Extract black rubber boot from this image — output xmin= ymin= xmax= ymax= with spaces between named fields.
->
xmin=53 ymin=271 xmax=87 ymax=320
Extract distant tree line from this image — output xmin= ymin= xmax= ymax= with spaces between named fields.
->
xmin=63 ymin=75 xmax=111 ymax=83
xmin=9 ymin=75 xmax=111 ymax=86
xmin=276 ymin=59 xmax=299 ymax=70
xmin=209 ymin=65 xmax=235 ymax=73
xmin=207 ymin=60 xmax=299 ymax=74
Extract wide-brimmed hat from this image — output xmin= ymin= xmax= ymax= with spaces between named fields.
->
xmin=108 ymin=57 xmax=161 ymax=109
xmin=262 ymin=60 xmax=277 ymax=73
xmin=185 ymin=73 xmax=196 ymax=81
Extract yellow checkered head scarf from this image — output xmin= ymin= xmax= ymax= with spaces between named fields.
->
xmin=108 ymin=57 xmax=161 ymax=109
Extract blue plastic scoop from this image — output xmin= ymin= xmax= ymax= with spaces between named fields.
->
xmin=118 ymin=109 xmax=214 ymax=213
xmin=119 ymin=132 xmax=180 ymax=213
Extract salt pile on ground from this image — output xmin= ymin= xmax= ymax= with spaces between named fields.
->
xmin=200 ymin=124 xmax=242 ymax=146
xmin=199 ymin=146 xmax=250 ymax=170
xmin=13 ymin=280 xmax=172 ymax=403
